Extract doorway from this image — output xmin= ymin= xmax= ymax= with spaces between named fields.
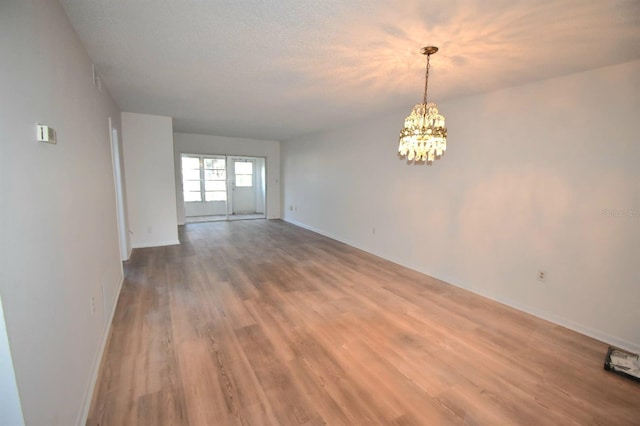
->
xmin=181 ymin=154 xmax=266 ymax=223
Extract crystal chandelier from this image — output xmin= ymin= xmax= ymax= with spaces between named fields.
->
xmin=398 ymin=46 xmax=447 ymax=163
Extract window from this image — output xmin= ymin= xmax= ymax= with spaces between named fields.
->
xmin=234 ymin=161 xmax=253 ymax=187
xmin=203 ymin=158 xmax=226 ymax=201
xmin=181 ymin=155 xmax=227 ymax=202
xmin=182 ymin=156 xmax=202 ymax=202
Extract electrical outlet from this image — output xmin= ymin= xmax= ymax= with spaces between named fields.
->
xmin=90 ymin=297 xmax=95 ymax=314
xmin=372 ymin=227 xmax=376 ymax=235
xmin=537 ymin=270 xmax=547 ymax=283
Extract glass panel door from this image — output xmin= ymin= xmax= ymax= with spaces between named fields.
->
xmin=181 ymin=154 xmax=228 ymax=219
xmin=230 ymin=159 xmax=257 ymax=215
xmin=181 ymin=154 xmax=266 ymax=222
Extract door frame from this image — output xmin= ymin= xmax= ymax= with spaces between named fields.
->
xmin=109 ymin=117 xmax=129 ymax=261
xmin=227 ymin=157 xmax=258 ymax=215
xmin=179 ymin=153 xmax=266 ymax=222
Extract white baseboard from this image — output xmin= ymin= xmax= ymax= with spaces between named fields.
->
xmin=284 ymin=218 xmax=360 ymax=249
xmin=132 ymin=239 xmax=180 ymax=248
xmin=484 ymin=294 xmax=640 ymax=354
xmin=282 ymin=217 xmax=640 ymax=354
xmin=76 ymin=273 xmax=124 ymax=426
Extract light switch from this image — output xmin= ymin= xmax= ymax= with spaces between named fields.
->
xmin=36 ymin=124 xmax=56 ymax=144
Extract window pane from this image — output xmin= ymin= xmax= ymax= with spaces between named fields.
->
xmin=206 ymin=191 xmax=227 ymax=201
xmin=205 ymin=169 xmax=225 ymax=180
xmin=204 ymin=158 xmax=225 ymax=169
xmin=182 ymin=156 xmax=200 ymax=169
xmin=236 ymin=175 xmax=252 ymax=187
xmin=184 ymin=191 xmax=202 ymax=202
xmin=205 ymin=180 xmax=226 ymax=191
xmin=183 ymin=168 xmax=200 ymax=180
xmin=183 ymin=180 xmax=201 ymax=192
xmin=234 ymin=162 xmax=253 ymax=174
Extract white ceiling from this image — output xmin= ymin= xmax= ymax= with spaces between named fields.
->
xmin=60 ymin=0 xmax=640 ymax=141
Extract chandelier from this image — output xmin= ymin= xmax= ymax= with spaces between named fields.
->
xmin=398 ymin=46 xmax=447 ymax=163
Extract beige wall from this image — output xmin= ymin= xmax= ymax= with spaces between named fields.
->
xmin=0 ymin=1 xmax=124 ymax=424
xmin=282 ymin=60 xmax=640 ymax=352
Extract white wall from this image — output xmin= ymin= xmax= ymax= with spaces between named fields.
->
xmin=122 ymin=112 xmax=179 ymax=247
xmin=174 ymin=132 xmax=281 ymax=224
xmin=0 ymin=1 xmax=125 ymax=424
xmin=282 ymin=60 xmax=640 ymax=352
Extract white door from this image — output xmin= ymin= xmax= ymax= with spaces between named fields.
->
xmin=230 ymin=159 xmax=257 ymax=214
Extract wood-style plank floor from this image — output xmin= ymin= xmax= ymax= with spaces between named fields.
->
xmin=87 ymin=219 xmax=640 ymax=425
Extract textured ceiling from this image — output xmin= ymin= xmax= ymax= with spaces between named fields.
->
xmin=60 ymin=0 xmax=640 ymax=141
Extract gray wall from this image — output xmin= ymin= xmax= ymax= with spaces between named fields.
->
xmin=0 ymin=1 xmax=124 ymax=424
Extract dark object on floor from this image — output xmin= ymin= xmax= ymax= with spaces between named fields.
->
xmin=604 ymin=346 xmax=640 ymax=382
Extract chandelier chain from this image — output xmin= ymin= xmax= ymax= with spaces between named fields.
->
xmin=422 ymin=53 xmax=431 ymax=105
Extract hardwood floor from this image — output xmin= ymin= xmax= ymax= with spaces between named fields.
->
xmin=87 ymin=220 xmax=640 ymax=425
